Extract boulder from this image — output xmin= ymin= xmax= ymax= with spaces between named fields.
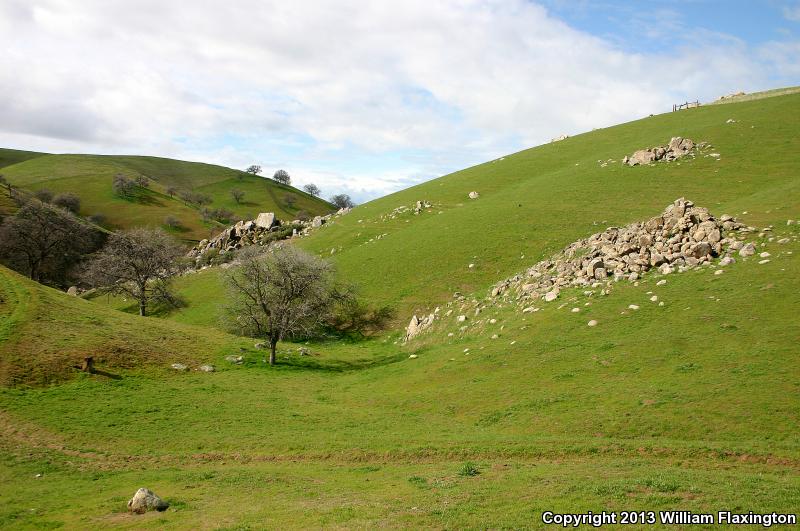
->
xmin=627 ymin=149 xmax=656 ymax=166
xmin=738 ymin=243 xmax=756 ymax=257
xmin=254 ymin=212 xmax=278 ymax=229
xmin=198 ymin=365 xmax=215 ymax=372
xmin=66 ymin=286 xmax=78 ymax=296
xmin=544 ymin=288 xmax=560 ymax=302
xmin=224 ymin=355 xmax=243 ymax=364
xmin=468 ymin=191 xmax=479 ymax=199
xmin=127 ymin=488 xmax=168 ymax=514
xmin=170 ymin=363 xmax=188 ymax=371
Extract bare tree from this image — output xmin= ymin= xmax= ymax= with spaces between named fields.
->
xmin=283 ymin=193 xmax=297 ymax=209
xmin=113 ymin=174 xmax=137 ymax=198
xmin=245 ymin=165 xmax=262 ymax=175
xmin=164 ymin=215 xmax=181 ymax=229
xmin=0 ymin=200 xmax=95 ymax=282
xmin=82 ymin=228 xmax=182 ymax=316
xmin=330 ymin=194 xmax=354 ymax=209
xmin=231 ymin=188 xmax=245 ymax=204
xmin=225 ymin=246 xmax=337 ymax=365
xmin=272 ymin=169 xmax=291 ymax=185
xmin=166 ymin=186 xmax=178 ymax=198
xmin=134 ymin=175 xmax=150 ymax=188
xmin=303 ymin=183 xmax=321 ymax=197
xmin=52 ymin=192 xmax=81 ymax=214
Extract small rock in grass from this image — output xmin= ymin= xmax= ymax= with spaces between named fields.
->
xmin=650 ymin=295 xmax=658 ymax=302
xmin=739 ymin=243 xmax=756 ymax=257
xmin=656 ymin=279 xmax=667 ymax=286
xmin=759 ymin=251 xmax=771 ymax=258
xmin=170 ymin=363 xmax=188 ymax=372
xmin=587 ymin=320 xmax=598 ymax=327
xmin=409 ymin=354 xmax=418 ymax=359
xmin=224 ymin=355 xmax=243 ymax=364
xmin=759 ymin=259 xmax=771 ymax=264
xmin=658 ymin=301 xmax=665 ymax=307
xmin=777 ymin=238 xmax=790 ymax=244
xmin=457 ymin=315 xmax=466 ymax=322
xmin=128 ymin=488 xmax=168 ymax=514
xmin=628 ymin=304 xmax=639 ymax=310
xmin=714 ymin=269 xmax=724 ymax=276
xmin=571 ymin=307 xmax=580 ymax=313
xmin=199 ymin=365 xmax=215 ymax=372
xmin=491 ymin=334 xmax=499 ymax=339
xmin=719 ymin=256 xmax=735 ymax=266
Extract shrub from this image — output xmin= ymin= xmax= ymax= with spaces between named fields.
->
xmin=52 ymin=192 xmax=81 ymax=214
xmin=457 ymin=462 xmax=480 ymax=477
xmin=34 ymin=188 xmax=53 ymax=203
xmin=164 ymin=215 xmax=181 ymax=229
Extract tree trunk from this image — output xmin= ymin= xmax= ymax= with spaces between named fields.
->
xmin=269 ymin=337 xmax=277 ymax=366
xmin=81 ymin=356 xmax=94 ymax=373
xmin=139 ymin=299 xmax=146 ymax=316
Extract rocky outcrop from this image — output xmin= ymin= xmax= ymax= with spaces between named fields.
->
xmin=404 ymin=313 xmax=436 ymax=342
xmin=128 ymin=488 xmax=168 ymax=514
xmin=188 ymin=208 xmax=351 ymax=264
xmin=623 ymin=137 xmax=700 ymax=166
xmin=489 ymin=198 xmax=753 ymax=304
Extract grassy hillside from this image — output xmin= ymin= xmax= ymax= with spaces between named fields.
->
xmin=0 ymin=265 xmax=259 ymax=386
xmin=0 ymin=148 xmax=45 ymax=169
xmin=1 ymin=232 xmax=798 ymax=527
xmin=0 ymin=152 xmax=335 ymax=242
xmin=121 ymin=91 xmax=800 ymax=327
xmin=1 ymin=91 xmax=799 ymax=527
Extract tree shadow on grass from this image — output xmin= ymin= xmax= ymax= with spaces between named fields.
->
xmin=268 ymin=349 xmax=412 ymax=374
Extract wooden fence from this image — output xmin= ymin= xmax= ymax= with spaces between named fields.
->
xmin=673 ymin=101 xmax=700 ymax=111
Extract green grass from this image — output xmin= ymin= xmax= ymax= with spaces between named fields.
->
xmin=0 ymin=152 xmax=335 ymax=242
xmin=1 ymin=90 xmax=799 ymax=528
xmin=119 ymin=90 xmax=800 ymax=327
xmin=0 ymin=148 xmax=45 ymax=169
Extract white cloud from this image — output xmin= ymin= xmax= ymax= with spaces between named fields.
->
xmin=784 ymin=4 xmax=800 ymax=21
xmin=0 ymin=0 xmax=798 ymax=200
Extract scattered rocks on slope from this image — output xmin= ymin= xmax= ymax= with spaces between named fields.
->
xmin=170 ymin=363 xmax=189 ymax=371
xmin=489 ymin=198 xmax=751 ymax=305
xmin=198 ymin=364 xmax=215 ymax=372
xmin=623 ymin=137 xmax=700 ymax=166
xmin=128 ymin=488 xmax=168 ymax=514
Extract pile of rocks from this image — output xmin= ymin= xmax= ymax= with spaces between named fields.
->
xmin=623 ymin=137 xmax=700 ymax=166
xmin=404 ymin=312 xmax=437 ymax=342
xmin=188 ymin=208 xmax=350 ymax=263
xmin=489 ymin=198 xmax=752 ymax=304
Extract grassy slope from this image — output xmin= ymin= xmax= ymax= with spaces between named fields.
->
xmin=0 ymin=153 xmax=334 ymax=242
xmin=127 ymin=91 xmax=800 ymax=326
xmin=0 ymin=266 xmax=257 ymax=387
xmin=1 ymin=92 xmax=799 ymax=528
xmin=0 ymin=148 xmax=45 ymax=169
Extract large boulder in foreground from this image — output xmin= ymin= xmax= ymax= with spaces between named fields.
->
xmin=127 ymin=488 xmax=168 ymax=514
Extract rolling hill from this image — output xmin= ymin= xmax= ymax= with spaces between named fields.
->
xmin=0 ymin=151 xmax=336 ymax=242
xmin=1 ymin=89 xmax=798 ymax=528
xmin=101 ymin=89 xmax=800 ymax=327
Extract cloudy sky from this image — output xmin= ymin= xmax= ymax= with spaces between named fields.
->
xmin=2 ymin=1 xmax=799 ymax=203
